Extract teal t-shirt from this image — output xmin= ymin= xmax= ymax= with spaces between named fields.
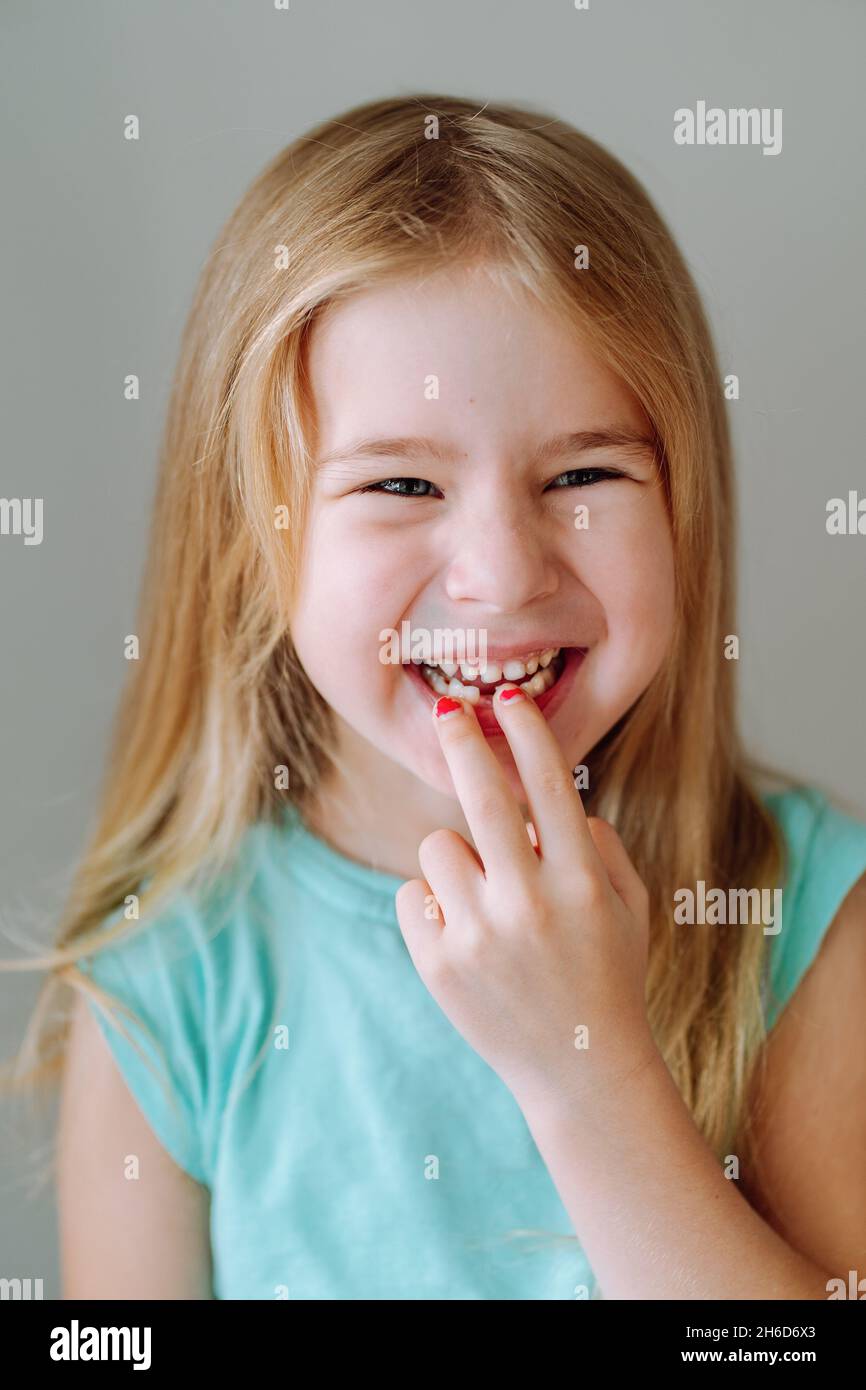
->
xmin=75 ymin=785 xmax=866 ymax=1300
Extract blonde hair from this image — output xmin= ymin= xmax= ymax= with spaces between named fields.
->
xmin=4 ymin=94 xmax=793 ymax=1204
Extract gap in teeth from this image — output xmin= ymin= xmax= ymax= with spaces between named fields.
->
xmin=419 ymin=647 xmax=563 ymax=702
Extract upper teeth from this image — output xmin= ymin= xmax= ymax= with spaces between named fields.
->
xmin=417 ymin=647 xmax=562 ymax=703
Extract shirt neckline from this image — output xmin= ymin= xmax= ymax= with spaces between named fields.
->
xmin=265 ymin=803 xmax=408 ymax=923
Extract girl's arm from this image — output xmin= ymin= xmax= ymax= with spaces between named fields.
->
xmin=522 ymin=872 xmax=866 ymax=1299
xmin=57 ymin=991 xmax=213 ymax=1299
xmin=736 ymin=869 xmax=866 ymax=1283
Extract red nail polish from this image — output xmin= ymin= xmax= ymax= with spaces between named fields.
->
xmin=434 ymin=696 xmax=463 ymax=719
xmin=497 ymin=685 xmax=525 ymax=703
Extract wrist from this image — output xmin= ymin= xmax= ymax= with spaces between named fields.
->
xmin=513 ymin=1027 xmax=668 ymax=1139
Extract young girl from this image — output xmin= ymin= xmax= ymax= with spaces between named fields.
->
xmin=11 ymin=94 xmax=866 ymax=1300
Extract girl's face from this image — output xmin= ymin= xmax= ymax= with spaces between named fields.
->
xmin=292 ymin=264 xmax=676 ymax=803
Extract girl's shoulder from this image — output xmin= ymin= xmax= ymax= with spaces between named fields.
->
xmin=72 ymin=817 xmax=291 ymax=1186
xmin=71 ymin=803 xmax=403 ymax=1187
xmin=760 ymin=784 xmax=866 ymax=1030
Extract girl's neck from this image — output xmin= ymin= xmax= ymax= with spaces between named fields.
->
xmin=300 ymin=716 xmax=473 ymax=881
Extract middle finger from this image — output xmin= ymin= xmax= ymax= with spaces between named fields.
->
xmin=432 ymin=694 xmax=538 ymax=880
xmin=491 ymin=682 xmax=600 ymax=871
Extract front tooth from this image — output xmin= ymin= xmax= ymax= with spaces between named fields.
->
xmin=447 ymin=677 xmax=466 ymax=698
xmin=461 ymin=684 xmax=480 ymax=705
xmin=520 ymin=672 xmax=547 ymax=697
xmin=502 ymin=658 xmax=527 ymax=681
xmin=429 ymin=669 xmax=450 ymax=695
xmin=459 ymin=661 xmax=478 ymax=680
xmin=440 ymin=661 xmax=458 ymax=677
xmin=479 ymin=662 xmax=502 ymax=684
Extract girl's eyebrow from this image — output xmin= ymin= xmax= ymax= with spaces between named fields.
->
xmin=315 ymin=427 xmax=657 ymax=470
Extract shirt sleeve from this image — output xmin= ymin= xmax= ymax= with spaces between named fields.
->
xmin=764 ymin=787 xmax=866 ymax=1032
xmin=75 ymin=893 xmax=213 ymax=1186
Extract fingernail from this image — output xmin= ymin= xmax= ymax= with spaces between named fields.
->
xmin=433 ymin=696 xmax=464 ymax=720
xmin=496 ymin=684 xmax=526 ymax=704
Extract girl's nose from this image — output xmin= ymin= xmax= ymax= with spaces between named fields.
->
xmin=442 ymin=504 xmax=560 ymax=612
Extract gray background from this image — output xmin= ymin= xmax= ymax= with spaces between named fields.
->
xmin=1 ymin=0 xmax=863 ymax=1295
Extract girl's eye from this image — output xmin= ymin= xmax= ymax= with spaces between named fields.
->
xmin=546 ymin=467 xmax=624 ymax=489
xmin=358 ymin=468 xmax=625 ymax=498
xmin=359 ymin=477 xmax=442 ymax=497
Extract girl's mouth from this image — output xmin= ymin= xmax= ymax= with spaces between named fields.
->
xmin=405 ymin=646 xmax=588 ymax=735
xmin=416 ymin=646 xmax=566 ymax=701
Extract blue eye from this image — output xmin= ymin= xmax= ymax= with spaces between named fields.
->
xmin=359 ymin=478 xmax=441 ymax=497
xmin=546 ymin=467 xmax=624 ymax=489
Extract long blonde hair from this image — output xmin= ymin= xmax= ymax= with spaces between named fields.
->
xmin=4 ymin=93 xmax=792 ymax=1175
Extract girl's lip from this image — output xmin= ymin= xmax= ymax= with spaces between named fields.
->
xmin=404 ymin=647 xmax=588 ymax=737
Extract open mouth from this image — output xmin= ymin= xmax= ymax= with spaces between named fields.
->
xmin=412 ymin=646 xmax=569 ymax=704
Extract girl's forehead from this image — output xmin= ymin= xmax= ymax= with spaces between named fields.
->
xmin=307 ymin=272 xmax=645 ymax=433
xmin=312 ymin=264 xmax=558 ymax=341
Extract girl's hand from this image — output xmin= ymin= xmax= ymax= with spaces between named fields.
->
xmin=395 ymin=686 xmax=659 ymax=1118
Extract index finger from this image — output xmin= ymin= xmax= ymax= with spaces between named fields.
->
xmin=491 ymin=682 xmax=601 ymax=871
xmin=432 ymin=695 xmax=539 ymax=879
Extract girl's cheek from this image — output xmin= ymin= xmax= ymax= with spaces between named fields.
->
xmin=576 ymin=541 xmax=674 ymax=659
xmin=582 ymin=496 xmax=673 ymax=578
